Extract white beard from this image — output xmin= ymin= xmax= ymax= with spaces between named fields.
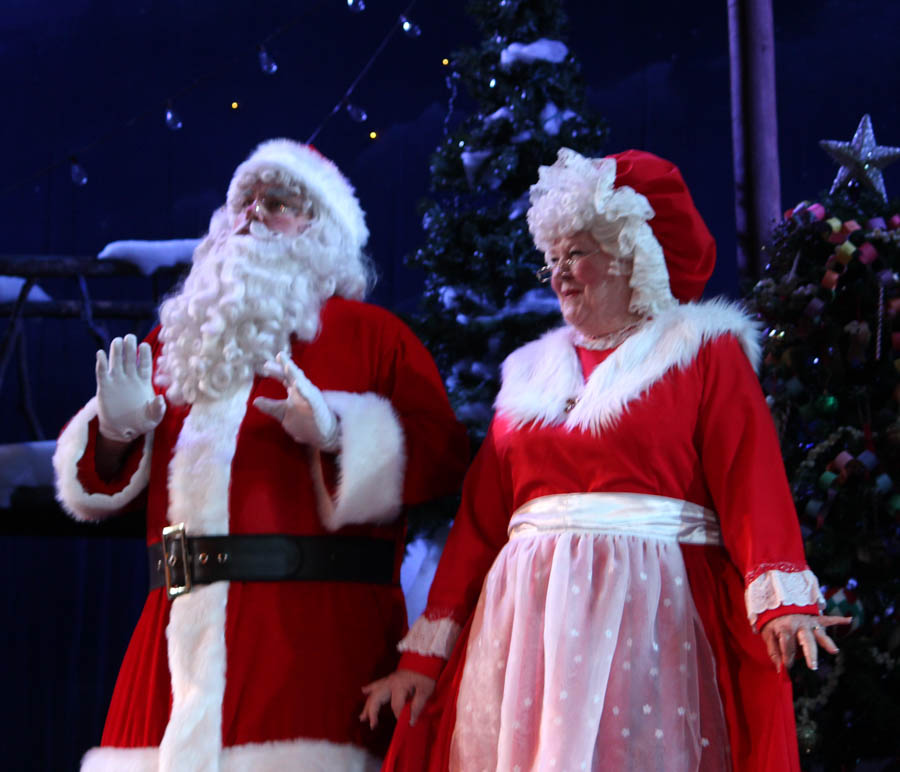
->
xmin=155 ymin=221 xmax=334 ymax=405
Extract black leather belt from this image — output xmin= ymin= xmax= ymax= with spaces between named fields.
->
xmin=148 ymin=523 xmax=396 ymax=599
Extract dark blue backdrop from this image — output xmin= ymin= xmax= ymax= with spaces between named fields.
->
xmin=2 ymin=1 xmax=899 ymax=769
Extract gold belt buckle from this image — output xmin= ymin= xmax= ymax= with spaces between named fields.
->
xmin=162 ymin=522 xmax=191 ymax=599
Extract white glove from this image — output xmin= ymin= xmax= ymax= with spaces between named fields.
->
xmin=253 ymin=352 xmax=340 ymax=452
xmin=95 ymin=334 xmax=166 ymax=442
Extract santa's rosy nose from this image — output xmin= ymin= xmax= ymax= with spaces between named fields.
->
xmin=235 ymin=202 xmax=261 ymax=233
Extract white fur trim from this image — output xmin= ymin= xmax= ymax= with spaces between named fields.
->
xmin=81 ymin=738 xmax=381 ymax=772
xmin=52 ymin=396 xmax=153 ymax=521
xmin=745 ymin=568 xmax=826 ymax=631
xmin=495 ymin=298 xmax=761 ymax=435
xmin=398 ymin=615 xmax=462 ymax=659
xmin=159 ymin=584 xmax=229 ymax=772
xmin=165 ymin=385 xmax=250 ymax=533
xmin=160 ymin=384 xmax=251 ymax=769
xmin=308 ymin=390 xmax=406 ymax=530
xmin=227 ymin=139 xmax=368 ymax=253
xmin=81 ymin=747 xmax=157 ymax=771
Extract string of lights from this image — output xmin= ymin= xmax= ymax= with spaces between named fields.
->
xmin=306 ymin=0 xmax=421 ymax=145
xmin=1 ymin=0 xmax=429 ymax=198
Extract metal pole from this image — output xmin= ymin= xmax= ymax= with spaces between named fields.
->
xmin=727 ymin=0 xmax=782 ymax=280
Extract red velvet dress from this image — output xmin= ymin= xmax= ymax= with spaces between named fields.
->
xmin=53 ymin=297 xmax=469 ymax=772
xmin=384 ymin=302 xmax=821 ymax=772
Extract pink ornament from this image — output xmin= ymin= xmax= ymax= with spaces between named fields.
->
xmin=821 ymin=270 xmax=840 ymax=290
xmin=856 ymin=242 xmax=878 ymax=264
xmin=808 ymin=203 xmax=826 ymax=220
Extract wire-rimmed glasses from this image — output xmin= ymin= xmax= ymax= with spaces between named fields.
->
xmin=534 ymin=249 xmax=606 ymax=284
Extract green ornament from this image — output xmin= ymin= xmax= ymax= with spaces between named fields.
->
xmin=815 ymin=394 xmax=839 ymax=414
xmin=818 ymin=470 xmax=838 ymax=490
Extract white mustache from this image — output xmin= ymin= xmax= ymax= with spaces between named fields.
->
xmin=247 ymin=220 xmax=280 ymax=240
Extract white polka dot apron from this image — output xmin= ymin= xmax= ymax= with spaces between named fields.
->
xmin=450 ymin=492 xmax=731 ymax=772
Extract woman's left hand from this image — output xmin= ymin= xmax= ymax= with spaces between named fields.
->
xmin=760 ymin=613 xmax=852 ymax=672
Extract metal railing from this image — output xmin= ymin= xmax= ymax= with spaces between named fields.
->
xmin=0 ymin=256 xmax=183 ymax=440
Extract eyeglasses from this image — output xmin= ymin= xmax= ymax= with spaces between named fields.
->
xmin=535 ymin=248 xmax=606 ymax=284
xmin=236 ymin=189 xmax=313 ymax=220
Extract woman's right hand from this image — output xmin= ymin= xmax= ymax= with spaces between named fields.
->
xmin=360 ymin=669 xmax=436 ymax=729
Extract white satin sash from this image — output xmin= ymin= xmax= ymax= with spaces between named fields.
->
xmin=510 ymin=491 xmax=722 ymax=545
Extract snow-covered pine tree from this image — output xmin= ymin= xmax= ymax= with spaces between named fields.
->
xmin=407 ymin=0 xmax=608 ymax=442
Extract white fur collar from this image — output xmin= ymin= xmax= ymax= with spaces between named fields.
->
xmin=495 ymin=298 xmax=761 ymax=435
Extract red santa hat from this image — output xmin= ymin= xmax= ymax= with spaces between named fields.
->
xmin=610 ymin=149 xmax=716 ymax=304
xmin=226 ymin=139 xmax=369 ymax=252
xmin=528 ymin=147 xmax=716 ymax=314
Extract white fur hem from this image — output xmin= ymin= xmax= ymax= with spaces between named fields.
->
xmin=745 ymin=568 xmax=826 ymax=630
xmin=81 ymin=738 xmax=381 ymax=772
xmin=313 ymin=391 xmax=406 ymax=530
xmin=52 ymin=396 xmax=153 ymax=521
xmin=398 ymin=615 xmax=461 ymax=659
xmin=495 ymin=298 xmax=762 ymax=435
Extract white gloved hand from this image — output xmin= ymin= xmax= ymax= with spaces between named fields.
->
xmin=253 ymin=352 xmax=340 ymax=452
xmin=95 ymin=334 xmax=166 ymax=442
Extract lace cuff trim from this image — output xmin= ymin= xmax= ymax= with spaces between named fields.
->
xmin=744 ymin=560 xmax=809 ymax=584
xmin=745 ymin=568 xmax=825 ymax=630
xmin=397 ymin=615 xmax=462 ymax=659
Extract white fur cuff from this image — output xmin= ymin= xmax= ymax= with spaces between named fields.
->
xmin=745 ymin=568 xmax=825 ymax=630
xmin=398 ymin=615 xmax=462 ymax=659
xmin=316 ymin=391 xmax=406 ymax=530
xmin=52 ymin=397 xmax=153 ymax=522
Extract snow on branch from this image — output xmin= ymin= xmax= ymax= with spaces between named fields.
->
xmin=0 ymin=277 xmax=51 ymax=303
xmin=500 ymin=39 xmax=569 ymax=70
xmin=541 ymin=102 xmax=578 ymax=136
xmin=97 ymin=239 xmax=199 ymax=276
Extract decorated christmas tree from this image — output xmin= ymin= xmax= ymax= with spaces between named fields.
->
xmin=747 ymin=115 xmax=900 ymax=765
xmin=406 ymin=0 xmax=608 ymax=441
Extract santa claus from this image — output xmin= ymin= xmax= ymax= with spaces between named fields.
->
xmin=53 ymin=138 xmax=469 ymax=771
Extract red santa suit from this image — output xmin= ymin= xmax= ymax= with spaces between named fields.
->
xmin=53 ymin=296 xmax=469 ymax=771
xmin=384 ymin=300 xmax=824 ymax=772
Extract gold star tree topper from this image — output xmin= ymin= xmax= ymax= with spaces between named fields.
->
xmin=819 ymin=114 xmax=900 ymax=202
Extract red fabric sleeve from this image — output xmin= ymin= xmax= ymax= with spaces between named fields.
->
xmin=379 ymin=321 xmax=470 ymax=508
xmin=397 ymin=652 xmax=446 ymax=681
xmin=419 ymin=419 xmax=513 ymax=626
xmin=75 ymin=416 xmax=146 ymax=495
xmin=695 ymin=335 xmax=811 ymax=582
